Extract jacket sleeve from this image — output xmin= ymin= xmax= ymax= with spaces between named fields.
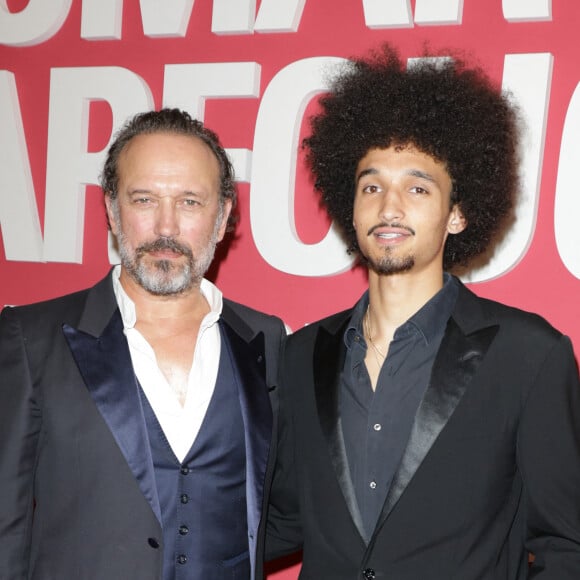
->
xmin=265 ymin=340 xmax=304 ymax=561
xmin=0 ymin=307 xmax=39 ymax=579
xmin=519 ymin=334 xmax=580 ymax=577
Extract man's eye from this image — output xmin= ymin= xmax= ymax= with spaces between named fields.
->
xmin=134 ymin=197 xmax=151 ymax=204
xmin=410 ymin=186 xmax=428 ymax=195
xmin=362 ymin=184 xmax=380 ymax=194
xmin=183 ymin=199 xmax=200 ymax=207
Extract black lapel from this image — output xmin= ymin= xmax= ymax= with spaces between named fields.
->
xmin=313 ymin=312 xmax=366 ymax=540
xmin=373 ymin=284 xmax=498 ymax=534
xmin=62 ymin=272 xmax=162 ymax=524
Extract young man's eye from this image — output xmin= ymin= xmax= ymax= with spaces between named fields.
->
xmin=362 ymin=184 xmax=380 ymax=194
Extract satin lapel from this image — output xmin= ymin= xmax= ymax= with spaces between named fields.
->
xmin=63 ymin=310 xmax=162 ymax=524
xmin=314 ymin=320 xmax=366 ymax=541
xmin=374 ymin=317 xmax=498 ymax=532
xmin=220 ymin=320 xmax=271 ymax=572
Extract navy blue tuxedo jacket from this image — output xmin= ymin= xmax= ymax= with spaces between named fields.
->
xmin=0 ymin=271 xmax=285 ymax=580
xmin=267 ymin=280 xmax=580 ymax=579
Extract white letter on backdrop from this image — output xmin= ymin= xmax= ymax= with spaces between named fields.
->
xmin=163 ymin=62 xmax=260 ymax=182
xmin=254 ymin=0 xmax=306 ymax=33
xmin=502 ymin=0 xmax=551 ymax=22
xmin=462 ymin=53 xmax=552 ymax=283
xmin=211 ymin=0 xmax=255 ymax=34
xmin=0 ymin=72 xmax=43 ymax=261
xmin=81 ymin=0 xmax=123 ymax=40
xmin=362 ymin=0 xmax=413 ymax=28
xmin=44 ymin=67 xmax=153 ymax=263
xmin=140 ymin=0 xmax=194 ymax=37
xmin=414 ymin=0 xmax=463 ymax=25
xmin=555 ymin=82 xmax=580 ymax=279
xmin=0 ymin=0 xmax=71 ymax=46
xmin=251 ymin=57 xmax=355 ymax=277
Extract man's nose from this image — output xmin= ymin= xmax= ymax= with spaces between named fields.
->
xmin=154 ymin=200 xmax=180 ymax=237
xmin=378 ymin=187 xmax=404 ymax=222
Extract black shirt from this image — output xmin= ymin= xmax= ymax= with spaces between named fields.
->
xmin=340 ymin=274 xmax=459 ymax=541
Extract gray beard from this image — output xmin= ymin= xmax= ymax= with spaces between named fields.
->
xmin=117 ymin=232 xmax=218 ymax=296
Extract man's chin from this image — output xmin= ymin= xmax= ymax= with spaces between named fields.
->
xmin=128 ymin=264 xmax=194 ymax=295
xmin=365 ymin=254 xmax=415 ymax=276
xmin=141 ymin=277 xmax=194 ymax=296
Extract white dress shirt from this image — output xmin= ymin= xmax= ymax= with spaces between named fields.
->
xmin=112 ymin=265 xmax=223 ymax=463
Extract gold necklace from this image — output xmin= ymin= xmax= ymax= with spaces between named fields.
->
xmin=364 ymin=305 xmax=386 ymax=367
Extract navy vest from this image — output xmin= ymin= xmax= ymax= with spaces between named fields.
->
xmin=140 ymin=330 xmax=249 ymax=580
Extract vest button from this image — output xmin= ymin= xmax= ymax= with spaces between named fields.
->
xmin=180 ymin=494 xmax=189 ymax=504
xmin=179 ymin=525 xmax=189 ymax=536
xmin=147 ymin=537 xmax=160 ymax=549
xmin=180 ymin=466 xmax=190 ymax=475
xmin=177 ymin=554 xmax=187 ymax=565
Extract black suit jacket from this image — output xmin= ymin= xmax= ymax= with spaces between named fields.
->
xmin=267 ymin=281 xmax=580 ymax=579
xmin=0 ymin=271 xmax=285 ymax=580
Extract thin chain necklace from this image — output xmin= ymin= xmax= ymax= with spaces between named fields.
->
xmin=364 ymin=305 xmax=386 ymax=367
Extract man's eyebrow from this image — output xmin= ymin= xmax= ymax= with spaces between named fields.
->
xmin=407 ymin=169 xmax=438 ymax=183
xmin=355 ymin=167 xmax=378 ymax=183
xmin=127 ymin=189 xmax=203 ymax=196
xmin=356 ymin=167 xmax=439 ymax=184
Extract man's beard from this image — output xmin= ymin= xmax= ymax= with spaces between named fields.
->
xmin=113 ymin=205 xmax=222 ymax=296
xmin=364 ymin=251 xmax=415 ymax=276
xmin=360 ymin=222 xmax=415 ymax=275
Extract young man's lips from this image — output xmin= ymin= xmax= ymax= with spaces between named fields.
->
xmin=371 ymin=227 xmax=413 ymax=241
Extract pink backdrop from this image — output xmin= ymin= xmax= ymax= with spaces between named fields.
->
xmin=1 ymin=2 xmax=579 ymax=578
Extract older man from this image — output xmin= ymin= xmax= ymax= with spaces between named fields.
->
xmin=0 ymin=108 xmax=285 ymax=580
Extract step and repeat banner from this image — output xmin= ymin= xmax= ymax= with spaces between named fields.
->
xmin=1 ymin=1 xmax=579 ymax=577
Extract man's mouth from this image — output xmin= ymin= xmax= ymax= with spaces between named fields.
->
xmin=137 ymin=237 xmax=192 ymax=260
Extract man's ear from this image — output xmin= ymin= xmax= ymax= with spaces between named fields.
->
xmin=104 ymin=195 xmax=118 ymax=235
xmin=447 ymin=204 xmax=467 ymax=235
xmin=216 ymin=198 xmax=233 ymax=242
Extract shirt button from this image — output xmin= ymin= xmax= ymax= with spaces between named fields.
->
xmin=180 ymin=494 xmax=189 ymax=504
xmin=369 ymin=481 xmax=377 ymax=490
xmin=180 ymin=466 xmax=190 ymax=475
xmin=177 ymin=554 xmax=187 ymax=565
xmin=179 ymin=525 xmax=189 ymax=536
xmin=373 ymin=423 xmax=382 ymax=431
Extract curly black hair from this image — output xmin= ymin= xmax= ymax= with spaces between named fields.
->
xmin=303 ymin=44 xmax=519 ymax=270
xmin=100 ymin=108 xmax=237 ymax=229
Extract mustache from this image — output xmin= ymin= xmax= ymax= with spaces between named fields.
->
xmin=136 ymin=237 xmax=193 ymax=259
xmin=367 ymin=222 xmax=415 ymax=237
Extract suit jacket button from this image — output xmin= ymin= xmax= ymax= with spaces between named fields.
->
xmin=147 ymin=537 xmax=160 ymax=549
xmin=179 ymin=525 xmax=189 ymax=535
xmin=363 ymin=569 xmax=375 ymax=580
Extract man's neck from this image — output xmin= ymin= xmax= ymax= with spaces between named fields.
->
xmin=366 ymin=268 xmax=445 ymax=342
xmin=118 ymin=269 xmax=209 ymax=328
